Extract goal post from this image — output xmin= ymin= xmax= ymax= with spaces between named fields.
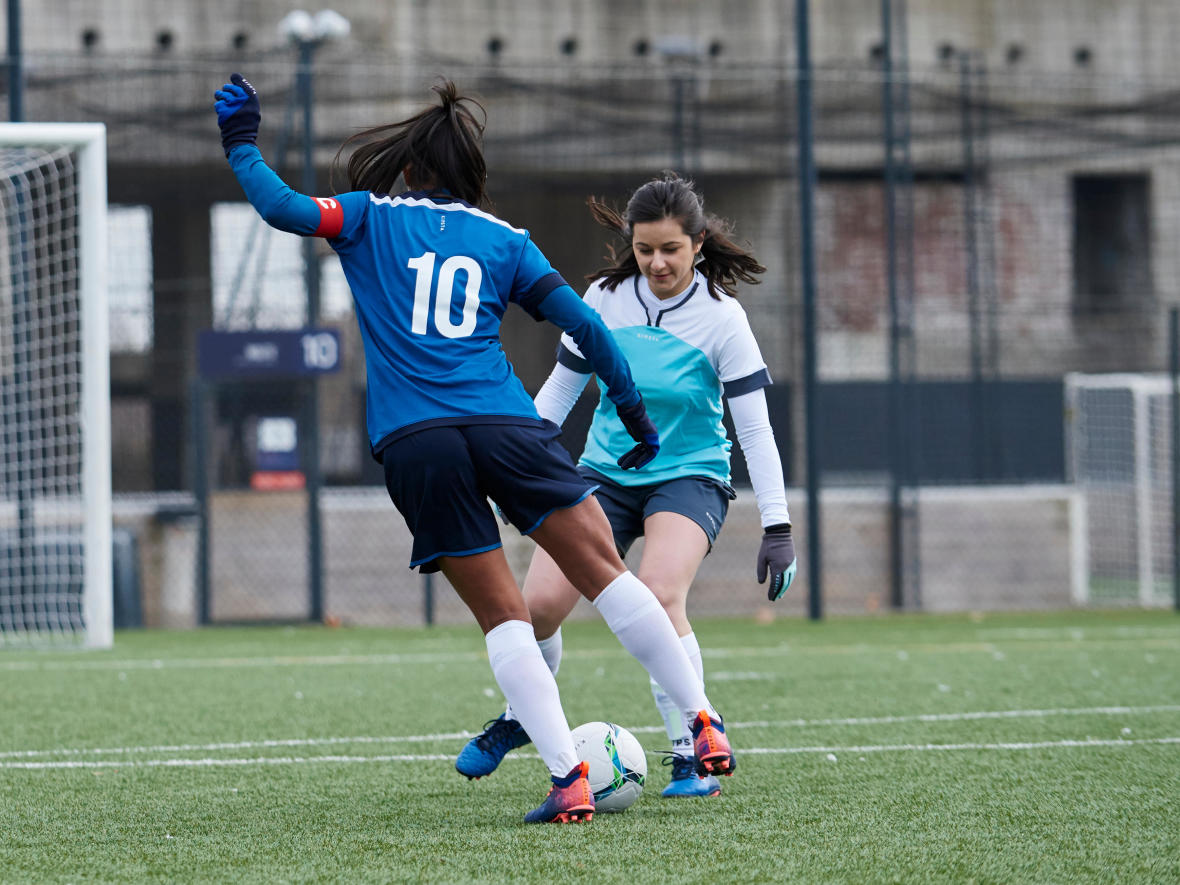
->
xmin=1065 ymin=372 xmax=1174 ymax=608
xmin=0 ymin=123 xmax=111 ymax=648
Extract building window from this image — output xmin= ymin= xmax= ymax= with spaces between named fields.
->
xmin=1072 ymin=174 xmax=1152 ymax=313
xmin=108 ymin=205 xmax=154 ymax=353
xmin=211 ymin=202 xmax=352 ymax=329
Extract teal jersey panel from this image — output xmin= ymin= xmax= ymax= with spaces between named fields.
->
xmin=580 ymin=326 xmax=732 ymax=485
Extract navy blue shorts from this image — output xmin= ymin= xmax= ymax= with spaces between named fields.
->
xmin=381 ymin=422 xmax=597 ymax=573
xmin=579 ymin=467 xmax=736 ymax=557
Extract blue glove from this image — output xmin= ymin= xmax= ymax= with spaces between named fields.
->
xmin=213 ymin=73 xmax=260 ymax=157
xmin=757 ymin=523 xmax=797 ymax=602
xmin=615 ymin=396 xmax=660 ymax=470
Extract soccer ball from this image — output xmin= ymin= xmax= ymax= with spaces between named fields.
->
xmin=571 ymin=721 xmax=647 ymax=812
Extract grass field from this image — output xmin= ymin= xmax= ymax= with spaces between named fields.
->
xmin=2 ymin=609 xmax=1179 ymax=884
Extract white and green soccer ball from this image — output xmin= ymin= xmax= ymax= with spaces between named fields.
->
xmin=571 ymin=721 xmax=647 ymax=812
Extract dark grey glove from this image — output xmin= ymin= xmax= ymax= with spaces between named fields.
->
xmin=615 ymin=396 xmax=660 ymax=470
xmin=756 ymin=523 xmax=797 ymax=602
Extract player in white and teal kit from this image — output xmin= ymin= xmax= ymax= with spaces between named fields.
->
xmin=456 ymin=174 xmax=796 ymax=798
xmin=215 ymin=78 xmax=737 ymax=823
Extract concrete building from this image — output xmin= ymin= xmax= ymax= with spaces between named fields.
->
xmin=4 ymin=1 xmax=1179 ymax=620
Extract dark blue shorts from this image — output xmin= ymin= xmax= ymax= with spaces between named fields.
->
xmin=579 ymin=467 xmax=736 ymax=557
xmin=381 ymin=422 xmax=597 ymax=573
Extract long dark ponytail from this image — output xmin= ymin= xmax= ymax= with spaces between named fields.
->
xmin=587 ymin=172 xmax=765 ymax=299
xmin=332 ymin=80 xmax=488 ymax=206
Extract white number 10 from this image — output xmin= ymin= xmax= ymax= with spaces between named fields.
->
xmin=407 ymin=251 xmax=482 ymax=338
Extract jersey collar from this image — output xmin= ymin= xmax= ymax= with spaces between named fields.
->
xmin=397 ymin=189 xmax=472 ymax=208
xmin=632 ymin=270 xmax=703 ymax=327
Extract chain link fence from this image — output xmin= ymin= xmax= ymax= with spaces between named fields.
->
xmin=12 ymin=4 xmax=1180 ymax=624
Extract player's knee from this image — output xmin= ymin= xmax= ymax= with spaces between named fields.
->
xmin=635 ymin=573 xmax=678 ymax=609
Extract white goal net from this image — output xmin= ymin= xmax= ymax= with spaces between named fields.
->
xmin=1065 ymin=372 xmax=1175 ymax=607
xmin=0 ymin=124 xmax=111 ymax=647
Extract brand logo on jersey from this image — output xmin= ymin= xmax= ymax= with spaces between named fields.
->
xmin=636 ymin=332 xmax=660 ymax=342
xmin=440 ymin=216 xmax=447 ymax=232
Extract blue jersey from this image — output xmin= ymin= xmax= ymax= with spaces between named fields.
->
xmin=327 ymin=190 xmax=562 ymax=451
xmin=226 ymin=145 xmax=641 ymax=456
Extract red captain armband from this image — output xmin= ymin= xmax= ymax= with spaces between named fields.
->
xmin=313 ymin=196 xmax=344 ymax=238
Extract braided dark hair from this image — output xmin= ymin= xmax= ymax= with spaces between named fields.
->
xmin=332 ymin=80 xmax=488 ymax=206
xmin=586 ymin=172 xmax=765 ymax=299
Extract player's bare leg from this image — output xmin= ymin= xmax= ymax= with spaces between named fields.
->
xmin=522 ymin=546 xmax=583 ymax=640
xmin=531 ymin=497 xmax=735 ymax=776
xmin=439 ymin=548 xmax=530 ymax=634
xmin=439 ymin=549 xmax=593 ymax=821
xmin=455 ymin=546 xmax=579 ymax=780
xmin=636 ymin=513 xmax=722 ymax=795
xmin=527 ymin=495 xmax=624 ymax=601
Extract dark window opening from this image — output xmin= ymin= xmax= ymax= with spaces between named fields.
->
xmin=1072 ymin=174 xmax=1153 ymax=313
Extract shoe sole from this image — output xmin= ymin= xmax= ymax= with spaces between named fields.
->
xmin=663 ymin=786 xmax=722 ymax=798
xmin=697 ymin=753 xmax=736 ymax=776
xmin=550 ymin=808 xmax=594 ymax=823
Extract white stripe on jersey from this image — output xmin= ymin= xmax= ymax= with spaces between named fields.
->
xmin=368 ymin=193 xmax=526 ymax=234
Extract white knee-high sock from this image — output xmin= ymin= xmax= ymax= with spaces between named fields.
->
xmin=538 ymin=627 xmax=563 ymax=676
xmin=651 ymin=632 xmax=704 ymax=751
xmin=505 ymin=627 xmax=563 ymax=722
xmin=485 ymin=620 xmax=577 ymax=777
xmin=593 ymin=572 xmax=717 ymax=726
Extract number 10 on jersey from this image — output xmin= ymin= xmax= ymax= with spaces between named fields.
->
xmin=408 ymin=251 xmax=483 ymax=339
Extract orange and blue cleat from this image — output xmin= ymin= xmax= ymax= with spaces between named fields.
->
xmin=523 ymin=760 xmax=595 ymax=823
xmin=691 ymin=710 xmax=737 ymax=778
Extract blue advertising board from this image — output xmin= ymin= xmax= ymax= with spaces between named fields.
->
xmin=198 ymin=328 xmax=341 ymax=379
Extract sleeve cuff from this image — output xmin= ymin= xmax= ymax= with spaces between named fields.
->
xmin=518 ymin=271 xmax=568 ymax=321
xmin=555 ymin=342 xmax=592 ymax=373
xmin=723 ymin=368 xmax=772 ymax=399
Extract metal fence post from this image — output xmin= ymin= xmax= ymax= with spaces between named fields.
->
xmin=795 ymin=0 xmax=822 ymax=620
xmin=1171 ymin=307 xmax=1179 ymax=612
xmin=190 ymin=377 xmax=210 ymax=625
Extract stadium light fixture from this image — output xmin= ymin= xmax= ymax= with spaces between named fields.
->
xmin=652 ymin=35 xmax=703 ymax=63
xmin=278 ymin=9 xmax=351 ymax=46
xmin=278 ymin=9 xmax=315 ymax=43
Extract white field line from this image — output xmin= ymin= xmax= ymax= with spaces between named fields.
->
xmin=738 ymin=737 xmax=1180 ymax=755
xmin=4 ymin=737 xmax=1179 ymax=770
xmin=972 ymin=626 xmax=1180 ymax=640
xmin=3 ymin=704 xmax=1178 ymax=761
xmin=3 ymin=632 xmax=1179 ymax=672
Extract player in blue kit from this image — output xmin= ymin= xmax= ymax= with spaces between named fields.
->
xmin=213 ymin=75 xmax=736 ymax=822
xmin=456 ymin=173 xmax=795 ymax=797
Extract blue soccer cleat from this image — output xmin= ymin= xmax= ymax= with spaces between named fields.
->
xmin=661 ymin=753 xmax=722 ymax=798
xmin=455 ymin=714 xmax=531 ymax=779
xmin=524 ymin=761 xmax=594 ymax=823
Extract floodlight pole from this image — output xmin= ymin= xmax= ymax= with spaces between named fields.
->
xmin=795 ymin=0 xmax=822 ymax=620
xmin=296 ymin=36 xmax=325 ymax=623
xmin=297 ymin=41 xmax=321 ymax=325
xmin=6 ymin=0 xmax=22 ymax=121
xmin=1171 ymin=307 xmax=1179 ymax=612
xmin=282 ymin=9 xmax=349 ymax=623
